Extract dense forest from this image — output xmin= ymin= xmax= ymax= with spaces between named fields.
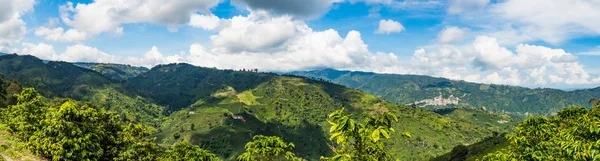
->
xmin=0 ymin=54 xmax=598 ymax=160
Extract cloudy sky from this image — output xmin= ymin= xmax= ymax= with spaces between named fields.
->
xmin=1 ymin=0 xmax=600 ymax=89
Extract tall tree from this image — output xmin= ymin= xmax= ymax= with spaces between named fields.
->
xmin=28 ymin=100 xmax=123 ymax=161
xmin=4 ymin=88 xmax=46 ymax=140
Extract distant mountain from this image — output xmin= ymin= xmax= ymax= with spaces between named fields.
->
xmin=0 ymin=52 xmax=7 ymax=56
xmin=291 ymin=69 xmax=600 ymax=116
xmin=73 ymin=62 xmax=149 ymax=81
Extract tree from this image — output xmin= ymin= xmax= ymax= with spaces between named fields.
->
xmin=237 ymin=135 xmax=303 ymax=161
xmin=322 ymin=108 xmax=410 ymax=161
xmin=115 ymin=123 xmax=162 ymax=161
xmin=483 ymin=105 xmax=600 ymax=161
xmin=4 ymin=88 xmax=46 ymax=140
xmin=28 ymin=100 xmax=123 ymax=161
xmin=162 ymin=141 xmax=221 ymax=161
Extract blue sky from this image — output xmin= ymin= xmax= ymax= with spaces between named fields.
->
xmin=1 ymin=0 xmax=600 ymax=89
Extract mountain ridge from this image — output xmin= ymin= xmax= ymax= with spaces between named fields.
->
xmin=290 ymin=69 xmax=600 ymax=116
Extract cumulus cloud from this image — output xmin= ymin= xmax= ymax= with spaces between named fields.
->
xmin=189 ymin=14 xmax=228 ymax=30
xmin=375 ymin=19 xmax=405 ymax=34
xmin=412 ymin=35 xmax=599 ymax=87
xmin=437 ymin=26 xmax=470 ymax=44
xmin=9 ymin=43 xmax=56 ymax=60
xmin=0 ymin=0 xmax=34 ymax=46
xmin=36 ymin=0 xmax=222 ymax=41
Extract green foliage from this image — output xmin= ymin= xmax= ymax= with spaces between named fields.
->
xmin=0 ymin=124 xmax=42 ymax=161
xmin=29 ymin=100 xmax=124 ymax=160
xmin=162 ymin=142 xmax=221 ymax=161
xmin=115 ymin=123 xmax=162 ymax=161
xmin=237 ymin=135 xmax=302 ymax=161
xmin=0 ymin=75 xmax=21 ymax=108
xmin=483 ymin=105 xmax=600 ymax=161
xmin=0 ymin=88 xmax=178 ymax=161
xmin=322 ymin=108 xmax=405 ymax=161
xmin=4 ymin=88 xmax=46 ymax=139
xmin=432 ymin=134 xmax=509 ymax=161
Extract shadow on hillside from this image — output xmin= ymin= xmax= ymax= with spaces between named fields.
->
xmin=190 ymin=113 xmax=333 ymax=160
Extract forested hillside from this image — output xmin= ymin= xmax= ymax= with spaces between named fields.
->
xmin=0 ymin=54 xmax=112 ymax=98
xmin=0 ymin=54 xmax=509 ymax=160
xmin=129 ymin=64 xmax=498 ymax=160
xmin=74 ymin=62 xmax=149 ymax=81
xmin=291 ymin=69 xmax=600 ymax=116
xmin=0 ymin=55 xmax=165 ymax=126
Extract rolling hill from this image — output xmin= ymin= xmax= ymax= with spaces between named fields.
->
xmin=129 ymin=64 xmax=502 ymax=160
xmin=0 ymin=55 xmax=165 ymax=126
xmin=0 ymin=54 xmax=516 ymax=160
xmin=291 ymin=69 xmax=600 ymax=116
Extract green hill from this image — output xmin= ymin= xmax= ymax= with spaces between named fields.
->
xmin=74 ymin=62 xmax=149 ymax=81
xmin=127 ymin=64 xmax=274 ymax=112
xmin=131 ymin=64 xmax=500 ymax=160
xmin=291 ymin=69 xmax=600 ymax=116
xmin=0 ymin=55 xmax=164 ymax=126
xmin=0 ymin=55 xmax=517 ymax=160
xmin=0 ymin=54 xmax=113 ymax=98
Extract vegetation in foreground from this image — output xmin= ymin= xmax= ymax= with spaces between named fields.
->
xmin=483 ymin=103 xmax=600 ymax=160
xmin=0 ymin=87 xmax=410 ymax=161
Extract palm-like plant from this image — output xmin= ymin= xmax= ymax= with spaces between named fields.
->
xmin=323 ymin=108 xmax=410 ymax=161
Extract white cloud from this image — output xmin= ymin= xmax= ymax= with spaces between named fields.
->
xmin=375 ymin=19 xmax=405 ymax=34
xmin=412 ymin=34 xmax=600 ymax=87
xmin=447 ymin=0 xmax=490 ymax=14
xmin=35 ymin=26 xmax=89 ymax=42
xmin=36 ymin=0 xmax=222 ymax=42
xmin=0 ymin=0 xmax=34 ymax=46
xmin=437 ymin=26 xmax=470 ymax=44
xmin=189 ymin=14 xmax=228 ymax=30
xmin=489 ymin=0 xmax=600 ymax=44
xmin=9 ymin=43 xmax=56 ymax=60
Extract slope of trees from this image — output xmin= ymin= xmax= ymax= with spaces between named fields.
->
xmin=0 ymin=88 xmax=217 ymax=161
xmin=483 ymin=104 xmax=600 ymax=160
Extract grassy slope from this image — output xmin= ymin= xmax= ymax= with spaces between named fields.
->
xmin=291 ymin=69 xmax=600 ymax=116
xmin=0 ymin=124 xmax=44 ymax=161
